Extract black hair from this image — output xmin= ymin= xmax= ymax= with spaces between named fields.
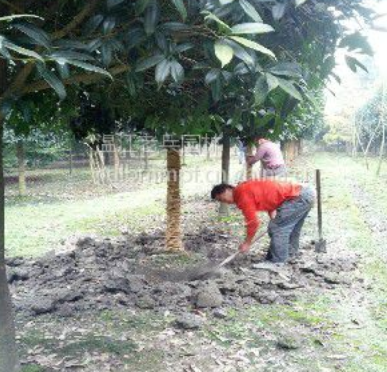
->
xmin=211 ymin=184 xmax=234 ymax=199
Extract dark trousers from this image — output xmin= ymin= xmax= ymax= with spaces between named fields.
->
xmin=266 ymin=186 xmax=315 ymax=263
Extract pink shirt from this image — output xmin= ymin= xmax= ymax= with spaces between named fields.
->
xmin=253 ymin=141 xmax=284 ymax=169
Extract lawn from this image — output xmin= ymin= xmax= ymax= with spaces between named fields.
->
xmin=5 ymin=155 xmax=248 ymax=257
xmin=8 ymin=151 xmax=387 ymax=371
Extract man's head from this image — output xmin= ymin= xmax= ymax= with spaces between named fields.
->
xmin=211 ymin=184 xmax=235 ymax=204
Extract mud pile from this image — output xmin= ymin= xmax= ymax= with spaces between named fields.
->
xmin=6 ymin=232 xmax=362 ymax=318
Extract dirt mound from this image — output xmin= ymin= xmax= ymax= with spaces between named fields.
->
xmin=6 ymin=232 xmax=362 ymax=318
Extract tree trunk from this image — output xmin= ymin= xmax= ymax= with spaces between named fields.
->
xmin=143 ymin=143 xmax=149 ymax=171
xmin=297 ymin=139 xmax=302 ymax=155
xmin=16 ymin=140 xmax=26 ymax=196
xmin=166 ymin=148 xmax=183 ymax=251
xmin=206 ymin=135 xmax=211 ymax=161
xmin=113 ymin=144 xmax=120 ymax=181
xmin=377 ymin=84 xmax=386 ymax=176
xmin=0 ymin=58 xmax=20 ymax=372
xmin=219 ymin=133 xmax=230 ymax=216
xmin=246 ymin=143 xmax=253 ymax=180
xmin=69 ymin=139 xmax=73 ymax=176
xmin=377 ymin=123 xmax=385 ymax=176
xmin=88 ymin=148 xmax=97 ymax=184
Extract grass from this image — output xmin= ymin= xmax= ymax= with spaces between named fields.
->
xmin=20 ymin=329 xmax=137 ymax=357
xmin=304 ymin=153 xmax=387 ymax=371
xmin=5 ymin=156 xmax=240 ymax=257
xmin=60 ymin=336 xmax=137 ymax=356
xmin=18 ymin=309 xmax=171 ymax=372
xmin=21 ymin=366 xmax=46 ymax=372
xmin=11 ymin=152 xmax=387 ymax=371
xmin=5 ymin=188 xmax=166 ymax=256
xmin=199 ymin=153 xmax=387 ymax=371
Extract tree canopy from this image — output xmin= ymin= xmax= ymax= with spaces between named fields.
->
xmin=1 ymin=0 xmax=379 ymax=141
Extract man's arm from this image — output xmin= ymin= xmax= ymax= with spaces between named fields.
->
xmin=247 ymin=145 xmax=266 ymax=166
xmin=237 ymin=196 xmax=260 ymax=252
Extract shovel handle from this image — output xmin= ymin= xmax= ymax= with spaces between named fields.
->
xmin=218 ymin=251 xmax=240 ymax=268
xmin=316 ymin=169 xmax=323 ymax=240
xmin=217 ymin=229 xmax=268 ymax=268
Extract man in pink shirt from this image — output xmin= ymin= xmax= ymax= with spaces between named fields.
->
xmin=247 ymin=138 xmax=286 ymax=178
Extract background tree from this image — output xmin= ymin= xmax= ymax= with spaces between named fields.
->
xmin=0 ymin=9 xmax=110 ymax=371
xmin=354 ymin=84 xmax=387 ymax=171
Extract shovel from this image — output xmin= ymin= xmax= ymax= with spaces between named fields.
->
xmin=315 ymin=169 xmax=327 ymax=253
xmin=189 ymin=229 xmax=267 ymax=281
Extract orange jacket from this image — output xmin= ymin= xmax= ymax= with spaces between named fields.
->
xmin=233 ymin=180 xmax=301 ymax=239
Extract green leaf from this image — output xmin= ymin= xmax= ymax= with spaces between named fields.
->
xmin=171 ymin=0 xmax=187 ymax=21
xmin=102 ymin=16 xmax=116 ymax=34
xmin=254 ymin=75 xmax=268 ymax=106
xmin=295 ymin=0 xmax=308 ymax=7
xmin=107 ymin=0 xmax=125 ymax=9
xmin=0 ymin=98 xmax=14 ymax=116
xmin=135 ymin=54 xmax=165 ymax=71
xmin=214 ymin=41 xmax=234 ymax=67
xmin=272 ymin=3 xmax=286 ymax=20
xmin=220 ymin=0 xmax=235 ymax=5
xmin=205 ymin=69 xmax=221 ymax=85
xmin=135 ymin=0 xmax=151 ymax=15
xmin=277 ymin=78 xmax=303 ymax=101
xmin=38 ymin=65 xmax=66 ymax=100
xmin=170 ymin=60 xmax=184 ymax=82
xmin=0 ymin=45 xmax=12 ymax=59
xmin=231 ymin=23 xmax=273 ymax=35
xmin=2 ymin=39 xmax=43 ymax=61
xmin=330 ymin=72 xmax=341 ymax=84
xmin=266 ymin=73 xmax=279 ymax=91
xmin=230 ymin=36 xmax=276 ymax=59
xmin=161 ymin=22 xmax=190 ymax=32
xmin=83 ymin=15 xmax=104 ymax=35
xmin=56 ymin=62 xmax=70 ymax=79
xmin=339 ymin=32 xmax=373 ymax=56
xmin=239 ymin=0 xmax=263 ymax=22
xmin=101 ymin=43 xmax=113 ymax=66
xmin=66 ymin=60 xmax=113 ymax=79
xmin=224 ymin=39 xmax=254 ymax=66
xmin=126 ymin=74 xmax=137 ymax=96
xmin=269 ymin=62 xmax=301 ymax=77
xmin=127 ymin=28 xmax=145 ymax=49
xmin=155 ymin=32 xmax=168 ymax=51
xmin=50 ymin=51 xmax=95 ymax=62
xmin=211 ymin=76 xmax=222 ymax=102
xmin=54 ymin=40 xmax=90 ymax=51
xmin=175 ymin=42 xmax=194 ymax=53
xmin=87 ymin=39 xmax=103 ymax=52
xmin=13 ymin=23 xmax=51 ymax=48
xmin=144 ymin=1 xmax=160 ymax=35
xmin=345 ymin=55 xmax=368 ymax=73
xmin=155 ymin=59 xmax=171 ymax=84
xmin=202 ymin=11 xmax=232 ymax=32
xmin=0 ymin=14 xmax=43 ymax=22
xmin=234 ymin=62 xmax=249 ymax=75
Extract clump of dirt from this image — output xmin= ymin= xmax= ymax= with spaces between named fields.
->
xmin=6 ymin=230 xmax=363 ymax=318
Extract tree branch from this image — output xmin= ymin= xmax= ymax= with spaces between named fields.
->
xmin=52 ymin=0 xmax=100 ymax=40
xmin=1 ymin=0 xmax=101 ymax=102
xmin=21 ymin=64 xmax=130 ymax=94
xmin=0 ymin=0 xmax=24 ymax=13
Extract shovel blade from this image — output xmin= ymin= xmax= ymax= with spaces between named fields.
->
xmin=315 ymin=239 xmax=327 ymax=253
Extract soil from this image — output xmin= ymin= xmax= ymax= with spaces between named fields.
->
xmin=7 ymin=228 xmax=362 ymax=319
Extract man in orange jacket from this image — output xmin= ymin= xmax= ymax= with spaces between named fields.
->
xmin=211 ymin=179 xmax=315 ymax=263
